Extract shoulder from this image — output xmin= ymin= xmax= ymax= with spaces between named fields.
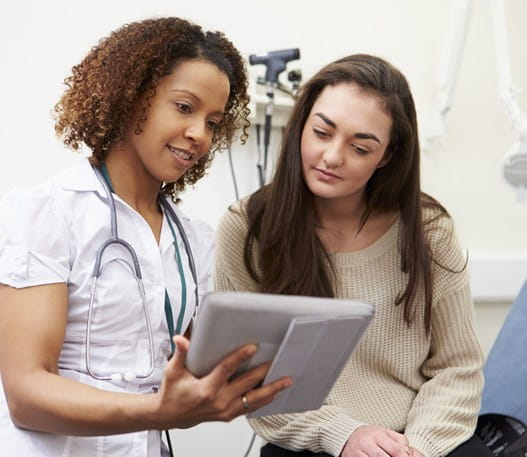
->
xmin=422 ymin=202 xmax=461 ymax=263
xmin=216 ymin=198 xmax=250 ymax=241
xmin=215 ymin=198 xmax=253 ymax=269
xmin=0 ymin=175 xmax=75 ymax=286
xmin=421 ymin=196 xmax=469 ymax=297
xmin=0 ymin=179 xmax=65 ymax=229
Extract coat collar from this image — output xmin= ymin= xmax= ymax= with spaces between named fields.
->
xmin=56 ymin=157 xmax=191 ymax=224
xmin=56 ymin=158 xmax=107 ymax=198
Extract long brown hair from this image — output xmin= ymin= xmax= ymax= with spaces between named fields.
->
xmin=244 ymin=54 xmax=449 ymax=332
xmin=54 ymin=17 xmax=250 ymax=199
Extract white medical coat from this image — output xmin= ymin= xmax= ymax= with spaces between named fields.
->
xmin=0 ymin=159 xmax=214 ymax=456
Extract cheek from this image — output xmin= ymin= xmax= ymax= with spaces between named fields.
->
xmin=194 ymin=138 xmax=212 ymax=161
xmin=300 ymin=135 xmax=315 ymax=166
xmin=358 ymin=162 xmax=382 ymax=181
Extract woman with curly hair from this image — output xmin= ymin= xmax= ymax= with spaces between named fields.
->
xmin=0 ymin=17 xmax=291 ymax=456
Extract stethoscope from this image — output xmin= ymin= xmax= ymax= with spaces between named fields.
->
xmin=86 ymin=164 xmax=199 ymax=384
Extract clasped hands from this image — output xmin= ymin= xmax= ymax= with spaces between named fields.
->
xmin=342 ymin=425 xmax=425 ymax=457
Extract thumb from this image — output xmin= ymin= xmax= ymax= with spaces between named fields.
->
xmin=169 ymin=334 xmax=190 ymax=373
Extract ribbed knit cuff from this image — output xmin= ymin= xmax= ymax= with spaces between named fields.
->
xmin=319 ymin=417 xmax=365 ymax=456
xmin=406 ymin=432 xmax=442 ymax=457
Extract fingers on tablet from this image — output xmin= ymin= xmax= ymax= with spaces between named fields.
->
xmin=241 ymin=377 xmax=293 ymax=412
xmin=207 ymin=343 xmax=258 ymax=384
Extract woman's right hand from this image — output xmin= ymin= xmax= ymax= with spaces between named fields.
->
xmin=152 ymin=335 xmax=293 ymax=429
xmin=341 ymin=425 xmax=411 ymax=457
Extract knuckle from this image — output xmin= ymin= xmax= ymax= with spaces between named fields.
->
xmin=218 ymin=409 xmax=235 ymax=422
xmin=198 ymin=387 xmax=215 ymax=404
xmin=219 ymin=361 xmax=236 ymax=377
xmin=246 ymin=373 xmax=263 ymax=387
xmin=212 ymin=398 xmax=229 ymax=412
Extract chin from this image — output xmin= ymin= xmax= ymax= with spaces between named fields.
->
xmin=306 ymin=182 xmax=339 ymax=199
xmin=157 ymin=168 xmax=186 ymax=184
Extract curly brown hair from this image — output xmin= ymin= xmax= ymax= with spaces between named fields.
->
xmin=54 ymin=17 xmax=250 ymax=198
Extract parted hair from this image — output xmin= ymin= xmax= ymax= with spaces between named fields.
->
xmin=244 ymin=54 xmax=454 ymax=332
xmin=54 ymin=17 xmax=250 ymax=197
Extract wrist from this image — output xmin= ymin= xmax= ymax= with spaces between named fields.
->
xmin=120 ymin=390 xmax=162 ymax=431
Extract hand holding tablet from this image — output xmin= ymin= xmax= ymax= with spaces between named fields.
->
xmin=186 ymin=292 xmax=374 ymax=417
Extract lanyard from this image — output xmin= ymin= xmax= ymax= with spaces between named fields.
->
xmin=165 ymin=215 xmax=187 ymax=351
xmin=100 ymin=164 xmax=186 ymax=353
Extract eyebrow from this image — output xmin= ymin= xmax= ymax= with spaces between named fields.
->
xmin=170 ymin=89 xmax=225 ymax=117
xmin=314 ymin=112 xmax=381 ymax=144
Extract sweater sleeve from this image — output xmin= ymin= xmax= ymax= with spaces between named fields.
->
xmin=405 ymin=283 xmax=484 ymax=457
xmin=249 ymin=407 xmax=365 ymax=456
xmin=405 ymin=215 xmax=484 ymax=457
xmin=214 ymin=204 xmax=364 ymax=456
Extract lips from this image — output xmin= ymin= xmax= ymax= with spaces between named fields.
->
xmin=314 ymin=167 xmax=341 ymax=180
xmin=167 ymin=144 xmax=194 ymax=161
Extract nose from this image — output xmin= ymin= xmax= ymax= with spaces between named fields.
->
xmin=322 ymin=141 xmax=344 ymax=169
xmin=184 ymin=118 xmax=210 ymax=151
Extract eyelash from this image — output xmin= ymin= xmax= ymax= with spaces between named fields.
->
xmin=313 ymin=128 xmax=329 ymax=138
xmin=207 ymin=120 xmax=220 ymax=131
xmin=175 ymin=102 xmax=192 ymax=114
xmin=176 ymin=102 xmax=220 ymax=131
xmin=353 ymin=145 xmax=369 ymax=155
xmin=313 ymin=128 xmax=369 ymax=155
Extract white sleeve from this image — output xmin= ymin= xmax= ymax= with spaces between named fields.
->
xmin=0 ymin=186 xmax=70 ymax=288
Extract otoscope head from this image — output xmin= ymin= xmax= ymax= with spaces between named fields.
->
xmin=249 ymin=48 xmax=300 ymax=83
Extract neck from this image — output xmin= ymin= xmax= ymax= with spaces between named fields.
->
xmin=313 ymin=194 xmax=397 ymax=253
xmin=314 ymin=193 xmax=376 ymax=253
xmin=314 ymin=194 xmax=366 ymax=233
xmin=104 ymin=147 xmax=161 ymax=214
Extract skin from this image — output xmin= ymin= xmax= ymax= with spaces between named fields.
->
xmin=0 ymin=58 xmax=292 ymax=436
xmin=300 ymin=83 xmax=422 ymax=457
xmin=105 ymin=58 xmax=230 ymax=242
xmin=301 ymin=82 xmax=397 ymax=254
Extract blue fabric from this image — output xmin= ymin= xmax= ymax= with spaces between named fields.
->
xmin=481 ymin=280 xmax=527 ymax=425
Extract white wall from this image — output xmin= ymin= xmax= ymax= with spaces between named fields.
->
xmin=1 ymin=1 xmax=526 ymax=455
xmin=2 ymin=0 xmax=526 ymax=299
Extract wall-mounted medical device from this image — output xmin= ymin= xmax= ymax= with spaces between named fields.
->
xmin=424 ymin=0 xmax=527 ymax=202
xmin=248 ymin=48 xmax=301 ymax=187
xmin=420 ymin=0 xmax=472 ymax=151
xmin=491 ymin=0 xmax=527 ymax=203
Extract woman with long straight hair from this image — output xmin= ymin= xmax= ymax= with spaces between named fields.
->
xmin=215 ymin=54 xmax=488 ymax=457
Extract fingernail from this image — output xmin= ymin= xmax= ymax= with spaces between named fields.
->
xmin=246 ymin=344 xmax=258 ymax=356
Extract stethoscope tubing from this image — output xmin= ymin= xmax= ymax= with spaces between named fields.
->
xmin=158 ymin=196 xmax=199 ymax=315
xmin=86 ymin=165 xmax=198 ymax=383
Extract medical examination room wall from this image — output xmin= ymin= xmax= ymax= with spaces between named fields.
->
xmin=1 ymin=0 xmax=526 ymax=455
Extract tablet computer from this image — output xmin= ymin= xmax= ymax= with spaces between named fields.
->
xmin=186 ymin=291 xmax=374 ymax=416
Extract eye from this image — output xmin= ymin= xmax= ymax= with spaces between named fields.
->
xmin=207 ymin=119 xmax=221 ymax=131
xmin=352 ymin=144 xmax=369 ymax=155
xmin=175 ymin=102 xmax=192 ymax=114
xmin=313 ymin=128 xmax=329 ymax=138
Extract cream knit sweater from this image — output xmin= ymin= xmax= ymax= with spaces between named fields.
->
xmin=214 ymin=201 xmax=484 ymax=457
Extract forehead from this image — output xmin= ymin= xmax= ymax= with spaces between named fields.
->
xmin=157 ymin=59 xmax=230 ymax=109
xmin=310 ymin=82 xmax=392 ymax=140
